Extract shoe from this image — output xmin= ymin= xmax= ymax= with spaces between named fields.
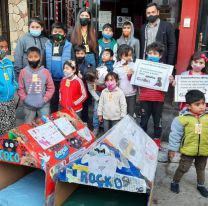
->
xmin=170 ymin=182 xmax=180 ymax=194
xmin=197 ymin=186 xmax=208 ymax=197
xmin=92 ymin=128 xmax=99 ymax=136
xmin=153 ymin=138 xmax=161 ymax=149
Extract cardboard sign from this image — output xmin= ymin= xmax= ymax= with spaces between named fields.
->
xmin=175 ymin=75 xmax=208 ymax=102
xmin=131 ymin=59 xmax=174 ymax=92
xmin=57 ymin=115 xmax=158 ymax=194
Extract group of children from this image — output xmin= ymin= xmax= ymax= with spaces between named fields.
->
xmin=0 ymin=15 xmax=208 ymax=198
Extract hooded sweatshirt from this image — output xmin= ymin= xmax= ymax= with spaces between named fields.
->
xmin=18 ymin=66 xmax=55 ymax=110
xmin=117 ymin=21 xmax=140 ymax=60
xmin=14 ymin=32 xmax=48 ymax=75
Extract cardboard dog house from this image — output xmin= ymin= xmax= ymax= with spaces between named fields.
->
xmin=0 ymin=109 xmax=95 ymax=206
xmin=55 ymin=115 xmax=159 ymax=206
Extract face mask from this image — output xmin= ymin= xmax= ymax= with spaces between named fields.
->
xmin=191 ymin=63 xmax=205 ymax=72
xmin=146 ymin=15 xmax=159 ymax=23
xmin=64 ymin=71 xmax=74 ymax=78
xmin=0 ymin=50 xmax=7 ymax=59
xmin=28 ymin=59 xmax=40 ymax=68
xmin=147 ymin=55 xmax=160 ymax=62
xmin=76 ymin=57 xmax=85 ymax=64
xmin=80 ymin=18 xmax=90 ymax=26
xmin=105 ymin=80 xmax=117 ymax=91
xmin=30 ymin=29 xmax=42 ymax=37
xmin=51 ymin=33 xmax=65 ymax=42
xmin=102 ymin=33 xmax=113 ymax=40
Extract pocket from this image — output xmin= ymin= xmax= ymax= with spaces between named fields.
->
xmin=24 ymin=94 xmax=44 ymax=108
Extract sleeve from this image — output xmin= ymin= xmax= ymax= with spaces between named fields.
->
xmin=134 ymin=39 xmax=140 ymax=59
xmin=168 ymin=117 xmax=184 ymax=152
xmin=166 ymin=23 xmax=176 ymax=65
xmin=17 ymin=70 xmax=27 ymax=101
xmin=73 ymin=78 xmax=87 ymax=105
xmin=119 ymin=91 xmax=127 ymax=118
xmin=14 ymin=38 xmax=24 ymax=76
xmin=87 ymin=83 xmax=100 ymax=101
xmin=43 ymin=71 xmax=55 ymax=102
xmin=97 ymin=91 xmax=104 ymax=116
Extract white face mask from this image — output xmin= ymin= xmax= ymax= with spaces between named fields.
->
xmin=191 ymin=63 xmax=205 ymax=72
xmin=64 ymin=71 xmax=74 ymax=78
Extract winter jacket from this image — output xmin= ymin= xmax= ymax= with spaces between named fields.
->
xmin=117 ymin=21 xmax=140 ymax=60
xmin=45 ymin=39 xmax=72 ymax=81
xmin=14 ymin=32 xmax=48 ymax=75
xmin=168 ymin=109 xmax=208 ymax=156
xmin=18 ymin=66 xmax=55 ymax=109
xmin=60 ymin=75 xmax=87 ymax=112
xmin=97 ymin=87 xmax=127 ymax=120
xmin=0 ymin=58 xmax=18 ymax=102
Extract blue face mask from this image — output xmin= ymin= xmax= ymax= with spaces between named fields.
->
xmin=102 ymin=33 xmax=113 ymax=40
xmin=30 ymin=29 xmax=42 ymax=37
xmin=147 ymin=55 xmax=160 ymax=62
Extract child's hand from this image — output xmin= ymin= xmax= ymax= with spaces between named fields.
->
xmin=171 ymin=79 xmax=176 ymax=87
xmin=98 ymin=115 xmax=103 ymax=122
xmin=78 ymin=71 xmax=83 ymax=79
xmin=168 ymin=150 xmax=176 ymax=159
xmin=169 ymin=75 xmax=174 ymax=84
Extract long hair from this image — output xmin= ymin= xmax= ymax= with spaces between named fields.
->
xmin=71 ymin=8 xmax=97 ymax=53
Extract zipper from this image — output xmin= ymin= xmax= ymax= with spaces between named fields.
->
xmin=197 ymin=119 xmax=201 ymax=156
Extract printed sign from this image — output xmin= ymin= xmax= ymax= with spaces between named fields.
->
xmin=175 ymin=75 xmax=208 ymax=102
xmin=99 ymin=11 xmax=112 ymax=31
xmin=117 ymin=16 xmax=131 ymax=28
xmin=131 ymin=59 xmax=174 ymax=92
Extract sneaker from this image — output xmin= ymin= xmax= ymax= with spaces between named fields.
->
xmin=197 ymin=186 xmax=208 ymax=197
xmin=170 ymin=182 xmax=180 ymax=194
xmin=92 ymin=128 xmax=99 ymax=136
xmin=153 ymin=138 xmax=161 ymax=149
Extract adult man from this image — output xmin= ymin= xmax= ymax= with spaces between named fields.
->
xmin=140 ymin=3 xmax=176 ymax=65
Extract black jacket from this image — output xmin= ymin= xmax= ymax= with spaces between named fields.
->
xmin=140 ymin=20 xmax=176 ymax=65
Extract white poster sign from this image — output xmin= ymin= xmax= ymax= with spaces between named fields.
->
xmin=131 ymin=59 xmax=174 ymax=92
xmin=99 ymin=11 xmax=112 ymax=31
xmin=175 ymin=75 xmax=208 ymax=102
xmin=117 ymin=16 xmax=131 ymax=28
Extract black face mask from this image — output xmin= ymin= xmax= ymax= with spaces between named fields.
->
xmin=76 ymin=57 xmax=85 ymax=64
xmin=80 ymin=18 xmax=90 ymax=26
xmin=28 ymin=59 xmax=40 ymax=68
xmin=146 ymin=15 xmax=159 ymax=23
xmin=50 ymin=33 xmax=65 ymax=42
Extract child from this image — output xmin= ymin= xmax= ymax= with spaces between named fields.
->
xmin=98 ymin=23 xmax=117 ymax=62
xmin=0 ymin=36 xmax=18 ymax=136
xmin=45 ymin=22 xmax=74 ymax=113
xmin=117 ymin=21 xmax=140 ymax=60
xmin=168 ymin=90 xmax=208 ymax=197
xmin=18 ymin=47 xmax=55 ymax=123
xmin=178 ymin=52 xmax=208 ymax=110
xmin=98 ymin=72 xmax=127 ymax=132
xmin=138 ymin=42 xmax=174 ymax=148
xmin=59 ymin=60 xmax=87 ymax=117
xmin=113 ymin=44 xmax=136 ymax=117
xmin=14 ymin=17 xmax=48 ymax=76
xmin=99 ymin=48 xmax=114 ymax=73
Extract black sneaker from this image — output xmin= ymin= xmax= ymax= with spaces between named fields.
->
xmin=170 ymin=182 xmax=180 ymax=194
xmin=197 ymin=186 xmax=208 ymax=198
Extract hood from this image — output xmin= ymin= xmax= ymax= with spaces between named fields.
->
xmin=25 ymin=65 xmax=44 ymax=73
xmin=179 ymin=108 xmax=208 ymax=117
xmin=118 ymin=20 xmax=135 ymax=42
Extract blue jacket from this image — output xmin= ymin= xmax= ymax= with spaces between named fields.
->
xmin=45 ymin=40 xmax=72 ymax=81
xmin=0 ymin=58 xmax=18 ymax=102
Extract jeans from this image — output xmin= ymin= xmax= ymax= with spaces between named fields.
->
xmin=85 ymin=53 xmax=96 ymax=69
xmin=50 ymin=81 xmax=60 ymax=113
xmin=103 ymin=119 xmax=120 ymax=133
xmin=24 ymin=103 xmax=50 ymax=123
xmin=126 ymin=95 xmax=136 ymax=117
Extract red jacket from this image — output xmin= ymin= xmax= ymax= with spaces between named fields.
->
xmin=60 ymin=75 xmax=87 ymax=112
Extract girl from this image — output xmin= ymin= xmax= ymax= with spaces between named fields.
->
xmin=14 ymin=17 xmax=48 ymax=76
xmin=60 ymin=60 xmax=87 ymax=117
xmin=178 ymin=51 xmax=208 ymax=110
xmin=98 ymin=72 xmax=127 ymax=133
xmin=71 ymin=8 xmax=97 ymax=69
xmin=113 ymin=44 xmax=137 ymax=117
xmin=0 ymin=36 xmax=18 ymax=136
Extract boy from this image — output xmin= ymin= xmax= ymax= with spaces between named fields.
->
xmin=138 ymin=42 xmax=173 ymax=148
xmin=99 ymin=48 xmax=114 ymax=73
xmin=45 ymin=22 xmax=74 ymax=113
xmin=168 ymin=90 xmax=208 ymax=197
xmin=18 ymin=47 xmax=55 ymax=123
xmin=98 ymin=23 xmax=117 ymax=62
xmin=0 ymin=36 xmax=18 ymax=136
xmin=117 ymin=21 xmax=140 ymax=60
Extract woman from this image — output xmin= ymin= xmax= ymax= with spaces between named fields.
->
xmin=71 ymin=8 xmax=97 ymax=69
